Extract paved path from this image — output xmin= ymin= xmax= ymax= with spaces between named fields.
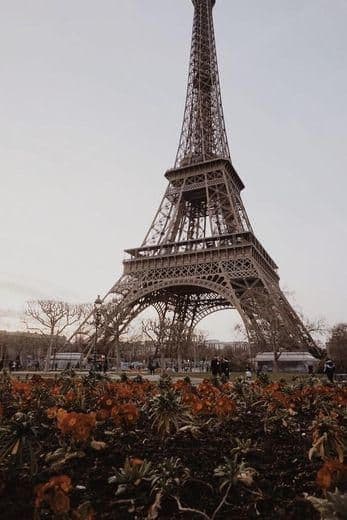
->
xmin=5 ymin=370 xmax=206 ymax=384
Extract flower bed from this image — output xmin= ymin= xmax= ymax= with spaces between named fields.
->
xmin=0 ymin=371 xmax=346 ymax=519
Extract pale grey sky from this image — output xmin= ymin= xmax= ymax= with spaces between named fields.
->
xmin=0 ymin=0 xmax=346 ymax=339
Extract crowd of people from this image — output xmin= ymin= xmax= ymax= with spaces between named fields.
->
xmin=210 ymin=356 xmax=231 ymax=378
xmin=148 ymin=359 xmax=212 ymax=374
xmin=0 ymin=357 xmax=26 ymax=372
xmin=145 ymin=356 xmax=340 ymax=382
xmin=0 ymin=354 xmax=340 ymax=383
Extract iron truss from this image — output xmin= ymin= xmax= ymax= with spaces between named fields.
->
xmin=175 ymin=0 xmax=230 ymax=168
xmin=68 ymin=0 xmax=322 ymax=360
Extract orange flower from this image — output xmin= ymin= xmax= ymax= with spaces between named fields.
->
xmin=181 ymin=392 xmax=194 ymax=405
xmin=129 ymin=457 xmax=144 ymax=466
xmin=99 ymin=396 xmax=116 ymax=409
xmin=57 ymin=410 xmax=96 ymax=442
xmin=191 ymin=398 xmax=204 ymax=414
xmin=51 ymin=475 xmax=72 ymax=494
xmin=116 ymin=383 xmax=133 ymax=400
xmin=334 ymin=389 xmax=347 ymax=406
xmin=51 ymin=488 xmax=70 ymax=514
xmin=96 ymin=409 xmax=110 ymax=421
xmin=221 ymin=382 xmax=234 ymax=392
xmin=46 ymin=406 xmax=59 ymax=419
xmin=173 ymin=380 xmax=189 ymax=391
xmin=12 ymin=381 xmax=32 ymax=397
xmin=35 ymin=475 xmax=72 ymax=514
xmin=316 ymin=460 xmax=347 ymax=490
xmin=111 ymin=403 xmax=139 ymax=427
xmin=51 ymin=385 xmax=62 ymax=396
xmin=65 ymin=390 xmax=76 ymax=402
xmin=197 ymin=381 xmax=220 ymax=398
xmin=215 ymin=396 xmax=236 ymax=417
xmin=57 ymin=409 xmax=73 ymax=432
xmin=56 ymin=408 xmax=68 ymax=423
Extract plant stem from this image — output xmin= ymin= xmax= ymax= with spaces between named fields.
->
xmin=211 ymin=482 xmax=232 ymax=520
xmin=174 ymin=496 xmax=211 ymax=520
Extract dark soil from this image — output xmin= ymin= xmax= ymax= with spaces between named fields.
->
xmin=0 ymin=376 xmax=345 ymax=519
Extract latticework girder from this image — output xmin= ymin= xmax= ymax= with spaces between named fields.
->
xmin=142 ymin=161 xmax=252 ymax=247
xmin=175 ymin=0 xmax=230 ymax=167
xmin=68 ymin=246 xmax=321 ymax=359
xmin=67 ymin=0 xmax=322 ymax=361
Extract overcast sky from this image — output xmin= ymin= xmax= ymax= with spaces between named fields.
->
xmin=0 ymin=0 xmax=346 ymax=340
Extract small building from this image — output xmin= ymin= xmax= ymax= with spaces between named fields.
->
xmin=255 ymin=351 xmax=319 ymax=373
xmin=50 ymin=352 xmax=82 ymax=370
xmin=206 ymin=339 xmax=249 ymax=354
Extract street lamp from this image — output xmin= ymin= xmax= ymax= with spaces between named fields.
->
xmin=92 ymin=295 xmax=103 ymax=371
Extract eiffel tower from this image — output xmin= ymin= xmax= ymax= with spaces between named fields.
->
xmin=71 ymin=0 xmax=322 ymax=360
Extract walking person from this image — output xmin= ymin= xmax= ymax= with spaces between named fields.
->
xmin=210 ymin=356 xmax=219 ymax=377
xmin=323 ymin=359 xmax=336 ymax=383
xmin=220 ymin=358 xmax=230 ymax=379
xmin=148 ymin=358 xmax=155 ymax=375
xmin=245 ymin=365 xmax=252 ymax=381
xmin=217 ymin=357 xmax=223 ymax=376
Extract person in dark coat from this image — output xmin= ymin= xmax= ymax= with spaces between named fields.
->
xmin=148 ymin=358 xmax=155 ymax=375
xmin=210 ymin=356 xmax=219 ymax=377
xmin=323 ymin=359 xmax=336 ymax=383
xmin=220 ymin=358 xmax=230 ymax=379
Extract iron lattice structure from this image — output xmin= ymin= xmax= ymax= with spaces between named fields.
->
xmin=175 ymin=0 xmax=230 ymax=168
xmin=70 ymin=0 xmax=321 ymax=359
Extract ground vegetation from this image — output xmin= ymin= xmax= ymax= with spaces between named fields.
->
xmin=0 ymin=371 xmax=345 ymax=519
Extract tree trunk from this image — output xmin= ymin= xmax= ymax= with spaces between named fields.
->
xmin=160 ymin=344 xmax=165 ymax=373
xmin=44 ymin=337 xmax=54 ymax=372
xmin=273 ymin=352 xmax=280 ymax=373
xmin=193 ymin=344 xmax=197 ymax=369
xmin=114 ymin=332 xmax=121 ymax=372
xmin=177 ymin=344 xmax=182 ymax=372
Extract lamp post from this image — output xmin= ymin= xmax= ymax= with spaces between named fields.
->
xmin=92 ymin=295 xmax=103 ymax=371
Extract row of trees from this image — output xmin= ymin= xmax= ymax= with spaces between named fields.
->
xmin=0 ymin=299 xmax=346 ymax=371
xmin=141 ymin=318 xmax=210 ymax=370
xmin=24 ymin=300 xmax=91 ymax=370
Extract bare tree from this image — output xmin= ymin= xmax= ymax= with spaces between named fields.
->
xmin=25 ymin=300 xmax=89 ymax=371
xmin=190 ymin=329 xmax=208 ymax=367
xmin=141 ymin=317 xmax=202 ymax=371
xmin=327 ymin=323 xmax=347 ymax=371
xmin=238 ymin=287 xmax=328 ymax=371
xmin=293 ymin=310 xmax=327 ymax=344
xmin=239 ymin=290 xmax=293 ymax=372
xmin=142 ymin=317 xmax=172 ymax=369
xmin=119 ymin=330 xmax=144 ymax=364
xmin=222 ymin=345 xmax=251 ymax=371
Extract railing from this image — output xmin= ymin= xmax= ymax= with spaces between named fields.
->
xmin=124 ymin=232 xmax=278 ymax=270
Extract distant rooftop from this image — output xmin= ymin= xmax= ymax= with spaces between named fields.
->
xmin=255 ymin=351 xmax=318 ymax=362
